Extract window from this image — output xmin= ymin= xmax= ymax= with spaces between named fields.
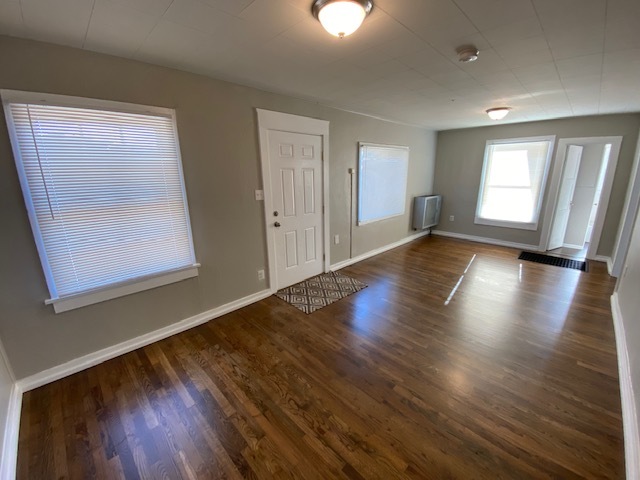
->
xmin=475 ymin=136 xmax=555 ymax=230
xmin=358 ymin=142 xmax=409 ymax=225
xmin=2 ymin=90 xmax=199 ymax=313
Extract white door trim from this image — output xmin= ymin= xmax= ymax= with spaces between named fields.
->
xmin=539 ymin=136 xmax=622 ymax=260
xmin=256 ymin=109 xmax=330 ymax=293
xmin=611 ymin=133 xmax=640 ymax=278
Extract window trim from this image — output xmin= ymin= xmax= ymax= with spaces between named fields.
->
xmin=474 ymin=135 xmax=556 ymax=231
xmin=45 ymin=265 xmax=200 ymax=313
xmin=2 ymin=89 xmax=199 ymax=313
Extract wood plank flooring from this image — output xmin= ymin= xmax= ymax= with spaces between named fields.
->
xmin=17 ymin=236 xmax=624 ymax=479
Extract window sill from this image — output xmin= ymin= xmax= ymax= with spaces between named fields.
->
xmin=474 ymin=218 xmax=538 ymax=231
xmin=46 ymin=264 xmax=200 ymax=314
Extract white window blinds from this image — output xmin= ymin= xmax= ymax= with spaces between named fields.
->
xmin=4 ymin=92 xmax=197 ymax=307
xmin=475 ymin=136 xmax=554 ymax=230
xmin=358 ymin=143 xmax=409 ymax=225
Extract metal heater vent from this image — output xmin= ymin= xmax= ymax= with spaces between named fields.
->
xmin=412 ymin=195 xmax=442 ymax=230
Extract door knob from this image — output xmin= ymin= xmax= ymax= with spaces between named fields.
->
xmin=274 ymin=222 xmax=281 ymax=228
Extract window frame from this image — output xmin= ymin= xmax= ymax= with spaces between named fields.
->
xmin=2 ymin=89 xmax=199 ymax=313
xmin=475 ymin=135 xmax=556 ymax=231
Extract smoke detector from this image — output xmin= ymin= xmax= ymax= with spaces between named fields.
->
xmin=457 ymin=46 xmax=479 ymax=63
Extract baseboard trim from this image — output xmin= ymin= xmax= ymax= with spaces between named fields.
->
xmin=592 ymin=255 xmax=613 ymax=274
xmin=611 ymin=292 xmax=640 ymax=480
xmin=330 ymin=230 xmax=431 ymax=271
xmin=430 ymin=230 xmax=539 ymax=251
xmin=17 ymin=289 xmax=273 ymax=392
xmin=0 ymin=383 xmax=22 ymax=480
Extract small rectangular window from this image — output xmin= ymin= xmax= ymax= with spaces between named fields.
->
xmin=475 ymin=136 xmax=555 ymax=230
xmin=358 ymin=142 xmax=409 ymax=225
xmin=2 ymin=90 xmax=199 ymax=313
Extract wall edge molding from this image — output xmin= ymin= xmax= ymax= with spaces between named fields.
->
xmin=608 ymin=256 xmax=614 ymax=275
xmin=430 ymin=230 xmax=539 ymax=251
xmin=0 ymin=383 xmax=22 ymax=480
xmin=330 ymin=230 xmax=431 ymax=271
xmin=611 ymin=292 xmax=640 ymax=480
xmin=17 ymin=289 xmax=273 ymax=392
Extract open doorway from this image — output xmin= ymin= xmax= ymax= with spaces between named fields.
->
xmin=540 ymin=137 xmax=622 ymax=262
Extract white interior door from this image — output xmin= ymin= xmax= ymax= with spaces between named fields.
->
xmin=268 ymin=130 xmax=324 ymax=289
xmin=548 ymin=145 xmax=583 ymax=250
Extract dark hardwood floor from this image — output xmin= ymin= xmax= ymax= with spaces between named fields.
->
xmin=17 ymin=236 xmax=624 ymax=479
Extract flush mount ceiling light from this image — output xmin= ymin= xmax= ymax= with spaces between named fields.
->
xmin=486 ymin=107 xmax=512 ymax=120
xmin=312 ymin=0 xmax=373 ymax=39
xmin=457 ymin=46 xmax=479 ymax=63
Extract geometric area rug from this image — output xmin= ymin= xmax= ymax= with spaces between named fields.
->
xmin=275 ymin=271 xmax=368 ymax=314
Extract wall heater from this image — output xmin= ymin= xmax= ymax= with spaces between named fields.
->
xmin=412 ymin=194 xmax=442 ymax=230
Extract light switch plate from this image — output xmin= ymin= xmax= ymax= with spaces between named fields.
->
xmin=255 ymin=189 xmax=264 ymax=201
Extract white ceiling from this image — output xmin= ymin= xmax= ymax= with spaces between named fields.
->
xmin=1 ymin=0 xmax=639 ymax=130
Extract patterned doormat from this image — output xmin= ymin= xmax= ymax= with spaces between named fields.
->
xmin=275 ymin=271 xmax=367 ymax=314
xmin=518 ymin=251 xmax=588 ymax=271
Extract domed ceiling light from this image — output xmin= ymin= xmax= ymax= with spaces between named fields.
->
xmin=312 ymin=0 xmax=373 ymax=39
xmin=457 ymin=46 xmax=479 ymax=63
xmin=486 ymin=107 xmax=511 ymax=120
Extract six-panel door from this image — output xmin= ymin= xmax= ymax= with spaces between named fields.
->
xmin=269 ymin=130 xmax=323 ymax=289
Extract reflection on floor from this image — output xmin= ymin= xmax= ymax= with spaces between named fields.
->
xmin=548 ymin=243 xmax=589 ymax=260
xmin=17 ymin=236 xmax=623 ymax=479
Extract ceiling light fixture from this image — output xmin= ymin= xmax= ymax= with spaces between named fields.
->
xmin=312 ymin=0 xmax=373 ymax=39
xmin=486 ymin=107 xmax=511 ymax=120
xmin=457 ymin=46 xmax=479 ymax=63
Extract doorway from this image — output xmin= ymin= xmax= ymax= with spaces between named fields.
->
xmin=256 ymin=109 xmax=330 ymax=292
xmin=540 ymin=136 xmax=622 ymax=261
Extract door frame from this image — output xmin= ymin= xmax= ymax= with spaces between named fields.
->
xmin=539 ymin=136 xmax=622 ymax=260
xmin=612 ymin=133 xmax=640 ymax=278
xmin=256 ymin=109 xmax=330 ymax=293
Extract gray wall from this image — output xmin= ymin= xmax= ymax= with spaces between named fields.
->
xmin=434 ymin=115 xmax=640 ymax=254
xmin=0 ymin=36 xmax=436 ymax=378
xmin=564 ymin=144 xmax=604 ymax=247
xmin=615 ymin=200 xmax=640 ymax=439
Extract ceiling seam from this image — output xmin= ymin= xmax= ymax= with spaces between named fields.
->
xmin=529 ymin=0 xmax=575 ymax=117
xmin=131 ymin=0 xmax=177 ymax=59
xmin=81 ymin=0 xmax=97 ymax=49
xmin=373 ymin=5 xmax=473 ymax=92
xmin=598 ymin=0 xmax=609 ymax=115
xmin=450 ymin=0 xmax=551 ymax=121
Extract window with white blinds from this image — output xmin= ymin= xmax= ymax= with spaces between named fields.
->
xmin=2 ymin=90 xmax=198 ymax=313
xmin=475 ymin=136 xmax=555 ymax=230
xmin=358 ymin=143 xmax=409 ymax=225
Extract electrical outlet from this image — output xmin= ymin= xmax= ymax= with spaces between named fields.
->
xmin=334 ymin=234 xmax=340 ymax=244
xmin=255 ymin=189 xmax=264 ymax=201
xmin=449 ymin=215 xmax=455 ymax=221
xmin=257 ymin=269 xmax=265 ymax=281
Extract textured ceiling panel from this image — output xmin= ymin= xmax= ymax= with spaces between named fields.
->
xmin=2 ymin=0 xmax=639 ymax=129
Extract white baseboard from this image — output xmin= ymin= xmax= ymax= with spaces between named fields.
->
xmin=611 ymin=292 xmax=640 ymax=480
xmin=592 ymin=255 xmax=613 ymax=274
xmin=330 ymin=230 xmax=431 ymax=271
xmin=1 ymin=383 xmax=22 ymax=480
xmin=430 ymin=230 xmax=539 ymax=251
xmin=18 ymin=289 xmax=272 ymax=392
